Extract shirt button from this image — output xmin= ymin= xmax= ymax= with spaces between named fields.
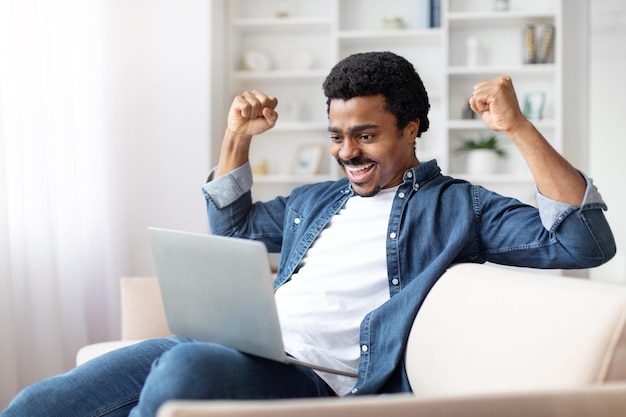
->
xmin=361 ymin=344 xmax=368 ymax=353
xmin=293 ymin=217 xmax=301 ymax=224
xmin=398 ymin=192 xmax=405 ymax=199
xmin=351 ymin=388 xmax=358 ymax=394
xmin=389 ymin=232 xmax=397 ymax=239
xmin=413 ymin=183 xmax=420 ymax=191
xmin=407 ymin=172 xmax=413 ymax=178
xmin=392 ymin=278 xmax=399 ymax=285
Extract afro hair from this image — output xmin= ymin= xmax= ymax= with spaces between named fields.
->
xmin=322 ymin=51 xmax=430 ymax=137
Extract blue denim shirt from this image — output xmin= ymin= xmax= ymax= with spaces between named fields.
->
xmin=202 ymin=159 xmax=615 ymax=396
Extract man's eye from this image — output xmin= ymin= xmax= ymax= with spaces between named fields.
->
xmin=330 ymin=135 xmax=342 ymax=142
xmin=360 ymin=134 xmax=373 ymax=141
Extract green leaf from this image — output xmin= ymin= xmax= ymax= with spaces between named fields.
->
xmin=454 ymin=135 xmax=507 ymax=157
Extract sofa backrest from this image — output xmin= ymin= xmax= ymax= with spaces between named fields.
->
xmin=405 ymin=263 xmax=626 ymax=398
xmin=120 ymin=277 xmax=170 ymax=340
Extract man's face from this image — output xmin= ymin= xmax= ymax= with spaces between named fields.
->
xmin=328 ymin=94 xmax=419 ymax=197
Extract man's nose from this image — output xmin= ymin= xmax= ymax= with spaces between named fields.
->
xmin=338 ymin=138 xmax=360 ymax=161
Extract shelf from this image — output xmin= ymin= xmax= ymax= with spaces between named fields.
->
xmin=447 ymin=64 xmax=557 ymax=76
xmin=448 ymin=11 xmax=557 ymax=25
xmin=253 ymin=174 xmax=337 ymax=184
xmin=273 ymin=122 xmax=327 ymax=132
xmin=232 ymin=70 xmax=328 ymax=80
xmin=232 ymin=17 xmax=332 ymax=30
xmin=447 ymin=11 xmax=557 ymax=35
xmin=338 ymin=28 xmax=443 ymax=41
xmin=448 ymin=119 xmax=556 ymax=130
xmin=451 ymin=173 xmax=534 ymax=184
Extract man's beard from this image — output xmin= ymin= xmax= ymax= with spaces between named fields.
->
xmin=354 ymin=186 xmax=381 ymax=197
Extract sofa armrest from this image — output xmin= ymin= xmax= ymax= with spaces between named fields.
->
xmin=405 ymin=263 xmax=626 ymax=398
xmin=120 ymin=277 xmax=170 ymax=340
xmin=76 ymin=340 xmax=145 ymax=366
xmin=76 ymin=277 xmax=170 ymax=366
xmin=157 ymin=384 xmax=626 ymax=417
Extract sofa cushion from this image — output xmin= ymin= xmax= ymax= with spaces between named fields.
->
xmin=405 ymin=264 xmax=626 ymax=398
xmin=120 ymin=277 xmax=170 ymax=340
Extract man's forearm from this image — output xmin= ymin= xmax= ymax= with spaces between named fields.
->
xmin=506 ymin=120 xmax=586 ymax=206
xmin=214 ymin=129 xmax=253 ymax=179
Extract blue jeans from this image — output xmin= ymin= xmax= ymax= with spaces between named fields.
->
xmin=1 ymin=336 xmax=336 ymax=417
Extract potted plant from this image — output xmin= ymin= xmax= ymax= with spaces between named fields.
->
xmin=454 ymin=134 xmax=507 ymax=175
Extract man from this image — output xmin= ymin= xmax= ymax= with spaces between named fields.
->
xmin=1 ymin=51 xmax=615 ymax=417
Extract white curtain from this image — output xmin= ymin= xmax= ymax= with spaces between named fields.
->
xmin=0 ymin=0 xmax=121 ymax=407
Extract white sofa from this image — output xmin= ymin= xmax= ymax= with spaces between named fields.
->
xmin=77 ymin=263 xmax=626 ymax=416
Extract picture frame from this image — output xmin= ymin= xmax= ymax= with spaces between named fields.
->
xmin=291 ymin=144 xmax=324 ymax=175
xmin=523 ymin=91 xmax=546 ymax=120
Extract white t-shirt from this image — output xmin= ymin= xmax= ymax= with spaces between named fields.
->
xmin=274 ymin=186 xmax=397 ymax=396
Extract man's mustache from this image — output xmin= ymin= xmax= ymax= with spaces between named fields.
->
xmin=336 ymin=157 xmax=375 ymax=166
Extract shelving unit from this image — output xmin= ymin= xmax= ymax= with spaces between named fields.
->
xmin=223 ymin=0 xmax=563 ymax=204
xmin=444 ymin=0 xmax=561 ymax=203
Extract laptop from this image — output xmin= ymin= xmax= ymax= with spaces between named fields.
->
xmin=148 ymin=227 xmax=357 ymax=378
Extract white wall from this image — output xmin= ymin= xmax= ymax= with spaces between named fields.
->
xmin=588 ymin=0 xmax=626 ymax=283
xmin=105 ymin=0 xmax=212 ymax=277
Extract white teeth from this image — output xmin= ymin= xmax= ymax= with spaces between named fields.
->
xmin=346 ymin=163 xmax=374 ymax=172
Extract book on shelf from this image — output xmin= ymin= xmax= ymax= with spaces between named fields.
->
xmin=523 ymin=23 xmax=555 ymax=65
xmin=417 ymin=0 xmax=431 ymax=29
xmin=416 ymin=0 xmax=441 ymax=29
xmin=431 ymin=0 xmax=441 ymax=28
xmin=538 ymin=24 xmax=555 ymax=64
xmin=523 ymin=24 xmax=536 ymax=64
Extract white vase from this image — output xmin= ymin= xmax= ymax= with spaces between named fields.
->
xmin=466 ymin=150 xmax=500 ymax=175
xmin=466 ymin=36 xmax=482 ymax=67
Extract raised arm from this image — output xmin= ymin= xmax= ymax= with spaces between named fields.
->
xmin=470 ymin=76 xmax=586 ymax=206
xmin=214 ymin=90 xmax=279 ymax=178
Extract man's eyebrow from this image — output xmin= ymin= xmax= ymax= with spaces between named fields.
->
xmin=327 ymin=124 xmax=379 ymax=134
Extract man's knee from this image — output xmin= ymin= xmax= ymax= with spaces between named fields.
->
xmin=154 ymin=342 xmax=242 ymax=379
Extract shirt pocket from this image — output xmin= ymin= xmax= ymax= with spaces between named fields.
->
xmin=286 ymin=207 xmax=306 ymax=235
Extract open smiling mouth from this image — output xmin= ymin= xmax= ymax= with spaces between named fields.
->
xmin=337 ymin=158 xmax=376 ymax=183
xmin=345 ymin=163 xmax=375 ymax=181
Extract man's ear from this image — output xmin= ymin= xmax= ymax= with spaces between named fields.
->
xmin=404 ymin=120 xmax=420 ymax=141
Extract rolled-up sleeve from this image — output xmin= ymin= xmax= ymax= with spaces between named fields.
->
xmin=202 ymin=162 xmax=253 ymax=209
xmin=536 ymin=173 xmax=608 ymax=232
